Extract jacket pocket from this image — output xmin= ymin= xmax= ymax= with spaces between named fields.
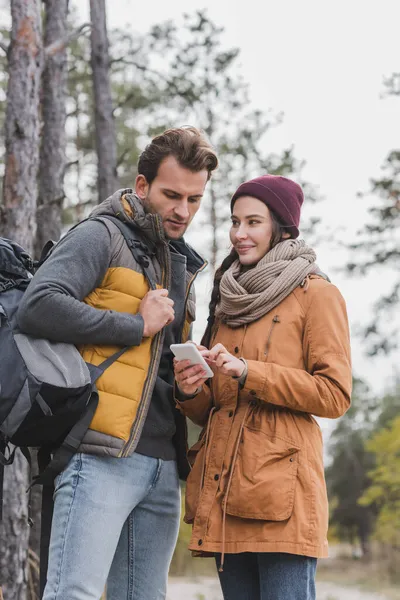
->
xmin=184 ymin=429 xmax=206 ymax=524
xmin=225 ymin=426 xmax=300 ymax=521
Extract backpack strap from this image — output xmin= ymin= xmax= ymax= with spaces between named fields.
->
xmin=39 ymin=483 xmax=54 ymax=598
xmin=92 ymin=215 xmax=158 ymax=291
xmin=38 ymin=215 xmax=158 ymax=289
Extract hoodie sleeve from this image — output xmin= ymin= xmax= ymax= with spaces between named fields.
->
xmin=17 ymin=220 xmax=144 ymax=346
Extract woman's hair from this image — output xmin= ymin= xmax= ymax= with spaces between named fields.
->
xmin=138 ymin=126 xmax=218 ymax=184
xmin=201 ymin=208 xmax=288 ymax=348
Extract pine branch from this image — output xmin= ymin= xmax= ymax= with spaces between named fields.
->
xmin=114 ymin=60 xmax=182 ymax=95
xmin=117 ymin=149 xmax=131 ymax=168
xmin=45 ymin=23 xmax=91 ymax=59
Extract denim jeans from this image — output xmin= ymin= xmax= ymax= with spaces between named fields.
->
xmin=42 ymin=452 xmax=181 ymax=600
xmin=215 ymin=552 xmax=317 ymax=600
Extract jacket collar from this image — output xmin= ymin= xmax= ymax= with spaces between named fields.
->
xmin=169 ymin=239 xmax=207 ymax=276
xmin=90 ymin=188 xmax=207 ymax=275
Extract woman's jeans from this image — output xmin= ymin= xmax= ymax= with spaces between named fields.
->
xmin=42 ymin=452 xmax=181 ymax=600
xmin=215 ymin=552 xmax=317 ymax=600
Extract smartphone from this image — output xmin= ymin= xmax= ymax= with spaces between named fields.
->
xmin=170 ymin=343 xmax=214 ymax=378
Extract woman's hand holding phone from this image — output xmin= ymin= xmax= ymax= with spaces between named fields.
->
xmin=172 ymin=341 xmax=245 ymax=395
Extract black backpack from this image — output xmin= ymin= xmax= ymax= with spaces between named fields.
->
xmin=0 ymin=216 xmax=157 ymax=595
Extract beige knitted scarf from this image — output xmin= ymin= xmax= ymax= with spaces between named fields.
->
xmin=215 ymin=239 xmax=317 ymax=328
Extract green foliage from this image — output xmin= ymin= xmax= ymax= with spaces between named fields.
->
xmin=359 ymin=416 xmax=400 ymax=547
xmin=327 ymin=378 xmax=400 ymax=577
xmin=326 ymin=378 xmax=377 ymax=553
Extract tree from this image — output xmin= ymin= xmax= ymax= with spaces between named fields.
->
xmin=0 ymin=4 xmax=90 ymax=596
xmin=0 ymin=0 xmax=43 ymax=254
xmin=326 ymin=377 xmax=400 ymax=563
xmin=89 ymin=0 xmax=117 ymax=203
xmin=325 ymin=378 xmax=377 ymax=557
xmin=359 ymin=415 xmax=400 ymax=579
xmin=346 ymin=73 xmax=400 ymax=355
xmin=35 ymin=0 xmax=70 ymax=258
xmin=0 ymin=1 xmax=43 ymax=597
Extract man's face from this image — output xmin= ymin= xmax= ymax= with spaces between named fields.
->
xmin=135 ymin=155 xmax=208 ymax=240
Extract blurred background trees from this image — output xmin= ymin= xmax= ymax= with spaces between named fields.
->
xmin=0 ymin=0 xmax=399 ymax=598
xmin=346 ymin=73 xmax=400 ymax=356
xmin=326 ymin=378 xmax=400 ymax=582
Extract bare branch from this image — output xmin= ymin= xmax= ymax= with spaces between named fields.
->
xmin=109 ymin=46 xmax=142 ymax=64
xmin=36 ymin=194 xmax=65 ymax=213
xmin=123 ymin=60 xmax=180 ymax=91
xmin=45 ymin=23 xmax=91 ymax=59
xmin=0 ymin=41 xmax=8 ymax=55
xmin=117 ymin=148 xmax=131 ymax=168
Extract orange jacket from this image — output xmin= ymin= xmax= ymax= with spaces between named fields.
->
xmin=177 ymin=275 xmax=352 ymax=561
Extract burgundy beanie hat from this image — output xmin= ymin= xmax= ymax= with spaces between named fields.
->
xmin=230 ymin=175 xmax=304 ymax=238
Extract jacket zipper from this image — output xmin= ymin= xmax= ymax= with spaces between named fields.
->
xmin=178 ymin=261 xmax=208 ymax=343
xmin=177 ymin=261 xmax=208 ymax=472
xmin=122 ymin=224 xmax=207 ymax=458
xmin=264 ymin=315 xmax=280 ymax=359
xmin=121 ymin=218 xmax=171 ymax=457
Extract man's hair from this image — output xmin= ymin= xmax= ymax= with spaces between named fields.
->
xmin=138 ymin=126 xmax=218 ymax=184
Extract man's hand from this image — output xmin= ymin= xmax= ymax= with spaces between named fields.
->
xmin=139 ymin=289 xmax=175 ymax=337
xmin=207 ymin=343 xmax=245 ymax=378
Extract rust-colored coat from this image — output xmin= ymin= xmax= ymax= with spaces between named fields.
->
xmin=177 ymin=275 xmax=352 ymax=559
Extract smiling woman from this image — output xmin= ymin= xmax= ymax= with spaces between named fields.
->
xmin=174 ymin=174 xmax=352 ymax=600
xmin=230 ymin=197 xmax=290 ymax=266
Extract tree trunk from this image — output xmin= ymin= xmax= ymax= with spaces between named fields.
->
xmin=0 ymin=453 xmax=30 ymax=600
xmin=35 ymin=0 xmax=69 ymax=258
xmin=0 ymin=2 xmax=43 ymax=597
xmin=0 ymin=0 xmax=43 ymax=256
xmin=89 ymin=0 xmax=117 ymax=203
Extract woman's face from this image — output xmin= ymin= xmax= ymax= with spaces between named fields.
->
xmin=229 ymin=196 xmax=276 ymax=266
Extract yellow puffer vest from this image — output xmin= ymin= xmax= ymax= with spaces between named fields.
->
xmin=78 ymin=190 xmax=205 ymax=460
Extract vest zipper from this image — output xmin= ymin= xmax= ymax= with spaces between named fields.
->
xmin=176 ymin=261 xmax=208 ymax=474
xmin=178 ymin=261 xmax=208 ymax=343
xmin=264 ymin=315 xmax=280 ymax=360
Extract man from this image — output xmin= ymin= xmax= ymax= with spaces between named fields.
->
xmin=17 ymin=127 xmax=218 ymax=599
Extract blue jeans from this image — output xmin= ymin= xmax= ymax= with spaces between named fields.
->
xmin=215 ymin=552 xmax=317 ymax=600
xmin=43 ymin=452 xmax=181 ymax=600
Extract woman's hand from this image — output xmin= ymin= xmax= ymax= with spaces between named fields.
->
xmin=207 ymin=343 xmax=245 ymax=378
xmin=174 ymin=358 xmax=208 ymax=396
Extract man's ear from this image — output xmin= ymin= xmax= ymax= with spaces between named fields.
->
xmin=135 ymin=174 xmax=149 ymax=200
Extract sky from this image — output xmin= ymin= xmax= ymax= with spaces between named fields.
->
xmin=80 ymin=0 xmax=400 ymax=399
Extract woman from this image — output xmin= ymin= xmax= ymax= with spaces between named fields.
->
xmin=174 ymin=175 xmax=352 ymax=600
